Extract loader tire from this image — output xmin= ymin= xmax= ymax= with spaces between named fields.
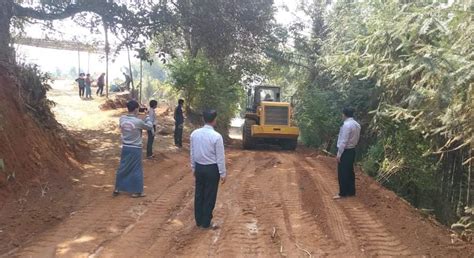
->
xmin=282 ymin=138 xmax=297 ymax=150
xmin=242 ymin=119 xmax=256 ymax=150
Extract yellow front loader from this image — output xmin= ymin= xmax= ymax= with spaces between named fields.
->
xmin=242 ymin=86 xmax=299 ymax=150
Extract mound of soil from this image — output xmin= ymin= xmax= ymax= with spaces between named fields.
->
xmin=0 ymin=64 xmax=81 ymax=252
xmin=99 ymin=92 xmax=130 ymax=110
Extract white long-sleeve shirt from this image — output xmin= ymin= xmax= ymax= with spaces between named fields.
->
xmin=120 ymin=114 xmax=153 ymax=148
xmin=190 ymin=125 xmax=227 ymax=178
xmin=336 ymin=118 xmax=361 ymax=158
xmin=148 ymin=108 xmax=157 ymax=125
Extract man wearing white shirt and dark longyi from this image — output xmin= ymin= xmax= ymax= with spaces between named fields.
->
xmin=334 ymin=107 xmax=361 ymax=199
xmin=190 ymin=110 xmax=226 ymax=229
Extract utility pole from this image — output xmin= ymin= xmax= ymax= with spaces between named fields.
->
xmin=104 ymin=21 xmax=109 ymax=98
xmin=77 ymin=49 xmax=80 ymax=75
xmin=87 ymin=51 xmax=90 ymax=74
xmin=139 ymin=59 xmax=143 ymax=103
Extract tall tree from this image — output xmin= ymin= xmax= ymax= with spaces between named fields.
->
xmin=150 ymin=0 xmax=275 ymax=72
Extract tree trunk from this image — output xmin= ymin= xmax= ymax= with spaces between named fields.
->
xmin=126 ymin=45 xmax=135 ymax=99
xmin=0 ymin=0 xmax=14 ymax=63
xmin=467 ymin=149 xmax=472 ymax=206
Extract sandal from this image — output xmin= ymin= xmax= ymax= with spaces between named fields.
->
xmin=131 ymin=193 xmax=146 ymax=198
xmin=112 ymin=190 xmax=120 ymax=197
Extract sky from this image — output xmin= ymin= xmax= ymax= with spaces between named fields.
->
xmin=15 ymin=0 xmax=305 ymax=80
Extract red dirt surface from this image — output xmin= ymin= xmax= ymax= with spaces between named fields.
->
xmin=1 ymin=78 xmax=473 ymax=257
xmin=0 ymin=66 xmax=81 ymax=252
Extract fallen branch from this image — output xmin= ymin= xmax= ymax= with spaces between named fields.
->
xmin=296 ymin=243 xmax=312 ymax=258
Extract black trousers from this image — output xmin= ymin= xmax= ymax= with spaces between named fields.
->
xmin=338 ymin=148 xmax=356 ymax=196
xmin=194 ymin=163 xmax=220 ymax=228
xmin=96 ymin=85 xmax=104 ymax=95
xmin=79 ymin=86 xmax=85 ymax=97
xmin=146 ymin=125 xmax=156 ymax=157
xmin=174 ymin=124 xmax=183 ymax=146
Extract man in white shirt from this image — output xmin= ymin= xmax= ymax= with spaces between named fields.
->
xmin=190 ymin=110 xmax=226 ymax=229
xmin=334 ymin=107 xmax=361 ymax=199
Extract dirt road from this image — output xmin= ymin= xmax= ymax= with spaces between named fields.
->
xmin=5 ymin=81 xmax=472 ymax=257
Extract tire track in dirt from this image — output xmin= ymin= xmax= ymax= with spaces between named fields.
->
xmin=13 ymin=156 xmax=187 ymax=258
xmin=142 ymin=151 xmax=251 ymax=257
xmin=96 ymin=170 xmax=194 ymax=257
xmin=271 ymin=153 xmax=345 ymax=256
xmin=133 ymin=150 xmax=264 ymax=257
xmin=212 ymin=151 xmax=272 ymax=257
xmin=286 ymin=154 xmax=360 ymax=256
xmin=303 ymin=156 xmax=412 ymax=256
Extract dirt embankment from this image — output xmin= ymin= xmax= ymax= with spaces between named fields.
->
xmin=0 ymin=65 xmax=81 ymax=252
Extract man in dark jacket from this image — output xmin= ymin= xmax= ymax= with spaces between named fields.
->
xmin=123 ymin=72 xmax=131 ymax=91
xmin=174 ymin=99 xmax=184 ymax=147
xmin=96 ymin=73 xmax=105 ymax=96
xmin=75 ymin=73 xmax=85 ymax=98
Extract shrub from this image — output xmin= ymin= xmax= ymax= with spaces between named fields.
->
xmin=167 ymin=53 xmax=242 ymax=136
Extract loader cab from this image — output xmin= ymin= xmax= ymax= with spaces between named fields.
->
xmin=247 ymin=86 xmax=281 ymax=112
xmin=243 ymin=85 xmax=299 ymax=150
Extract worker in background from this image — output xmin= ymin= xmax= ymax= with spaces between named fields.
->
xmin=334 ymin=107 xmax=361 ymax=199
xmin=85 ymin=73 xmax=93 ymax=99
xmin=96 ymin=73 xmax=105 ymax=96
xmin=174 ymin=99 xmax=184 ymax=148
xmin=75 ymin=73 xmax=85 ymax=98
xmin=147 ymin=100 xmax=158 ymax=159
xmin=113 ymin=100 xmax=153 ymax=198
xmin=263 ymin=93 xmax=274 ymax=101
xmin=190 ymin=110 xmax=227 ymax=229
xmin=123 ymin=72 xmax=131 ymax=91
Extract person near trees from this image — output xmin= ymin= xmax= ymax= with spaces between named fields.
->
xmin=174 ymin=99 xmax=184 ymax=148
xmin=96 ymin=73 xmax=105 ymax=96
xmin=334 ymin=107 xmax=361 ymax=199
xmin=123 ymin=72 xmax=132 ymax=91
xmin=75 ymin=73 xmax=85 ymax=98
xmin=146 ymin=100 xmax=158 ymax=159
xmin=85 ymin=73 xmax=93 ymax=99
xmin=190 ymin=110 xmax=227 ymax=229
xmin=113 ymin=100 xmax=153 ymax=198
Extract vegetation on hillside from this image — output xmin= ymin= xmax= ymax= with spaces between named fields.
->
xmin=267 ymin=0 xmax=472 ymax=229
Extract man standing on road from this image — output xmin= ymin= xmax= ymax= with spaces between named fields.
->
xmin=190 ymin=110 xmax=226 ymax=229
xmin=75 ymin=73 xmax=85 ymax=98
xmin=334 ymin=107 xmax=361 ymax=199
xmin=96 ymin=73 xmax=105 ymax=96
xmin=174 ymin=99 xmax=184 ymax=148
xmin=123 ymin=72 xmax=132 ymax=91
xmin=85 ymin=73 xmax=93 ymax=99
xmin=113 ymin=100 xmax=153 ymax=198
xmin=146 ymin=100 xmax=158 ymax=159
